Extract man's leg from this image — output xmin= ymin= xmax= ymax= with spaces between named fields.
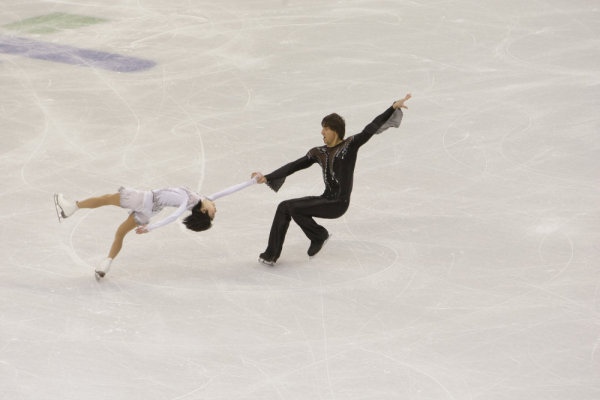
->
xmin=261 ymin=196 xmax=347 ymax=261
xmin=261 ymin=198 xmax=298 ymax=262
xmin=288 ymin=198 xmax=347 ymax=256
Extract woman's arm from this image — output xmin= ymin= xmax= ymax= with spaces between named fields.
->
xmin=137 ymin=193 xmax=190 ymax=233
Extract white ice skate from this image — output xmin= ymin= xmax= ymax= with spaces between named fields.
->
xmin=95 ymin=257 xmax=113 ymax=280
xmin=53 ymin=193 xmax=78 ymax=222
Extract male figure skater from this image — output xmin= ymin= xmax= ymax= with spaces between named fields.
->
xmin=252 ymin=93 xmax=411 ymax=265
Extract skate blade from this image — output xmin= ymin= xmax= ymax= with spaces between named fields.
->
xmin=53 ymin=193 xmax=63 ymax=223
xmin=258 ymin=257 xmax=275 ymax=266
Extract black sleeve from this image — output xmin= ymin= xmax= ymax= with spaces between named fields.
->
xmin=350 ymin=105 xmax=397 ymax=149
xmin=264 ymin=153 xmax=316 ymax=192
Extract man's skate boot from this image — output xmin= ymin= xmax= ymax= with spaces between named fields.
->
xmin=308 ymin=234 xmax=330 ymax=257
xmin=258 ymin=252 xmax=276 ymax=266
xmin=95 ymin=257 xmax=113 ymax=280
xmin=54 ymin=193 xmax=79 ymax=221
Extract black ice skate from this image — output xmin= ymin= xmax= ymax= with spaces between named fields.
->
xmin=258 ymin=252 xmax=276 ymax=266
xmin=308 ymin=234 xmax=330 ymax=257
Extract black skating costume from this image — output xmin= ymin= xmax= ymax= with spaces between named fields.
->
xmin=261 ymin=104 xmax=403 ymax=261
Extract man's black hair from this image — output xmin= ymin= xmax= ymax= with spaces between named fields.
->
xmin=321 ymin=113 xmax=346 ymax=140
xmin=183 ymin=201 xmax=212 ymax=232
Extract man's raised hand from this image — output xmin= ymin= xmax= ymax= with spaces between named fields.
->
xmin=393 ymin=93 xmax=412 ymax=110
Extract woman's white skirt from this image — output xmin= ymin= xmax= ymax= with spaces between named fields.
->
xmin=118 ymin=186 xmax=154 ymax=225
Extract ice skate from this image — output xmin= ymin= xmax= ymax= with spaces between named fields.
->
xmin=258 ymin=252 xmax=276 ymax=266
xmin=95 ymin=257 xmax=113 ymax=280
xmin=308 ymin=233 xmax=330 ymax=257
xmin=53 ymin=193 xmax=78 ymax=222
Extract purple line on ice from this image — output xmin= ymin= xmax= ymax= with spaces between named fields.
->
xmin=0 ymin=35 xmax=155 ymax=72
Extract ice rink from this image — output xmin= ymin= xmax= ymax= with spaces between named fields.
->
xmin=1 ymin=0 xmax=599 ymax=399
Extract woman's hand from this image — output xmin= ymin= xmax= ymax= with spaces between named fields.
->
xmin=251 ymin=172 xmax=267 ymax=184
xmin=135 ymin=225 xmax=149 ymax=234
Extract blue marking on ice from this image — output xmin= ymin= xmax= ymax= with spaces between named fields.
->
xmin=0 ymin=35 xmax=156 ymax=72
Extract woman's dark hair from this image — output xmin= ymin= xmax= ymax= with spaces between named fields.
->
xmin=321 ymin=113 xmax=345 ymax=140
xmin=183 ymin=201 xmax=212 ymax=232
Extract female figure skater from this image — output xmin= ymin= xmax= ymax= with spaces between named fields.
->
xmin=251 ymin=94 xmax=411 ymax=265
xmin=55 ymin=178 xmax=256 ymax=279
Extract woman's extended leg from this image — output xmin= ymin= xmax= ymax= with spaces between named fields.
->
xmin=77 ymin=193 xmax=121 ymax=209
xmin=55 ymin=193 xmax=121 ymax=220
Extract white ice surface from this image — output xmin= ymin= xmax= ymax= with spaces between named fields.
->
xmin=1 ymin=1 xmax=599 ymax=399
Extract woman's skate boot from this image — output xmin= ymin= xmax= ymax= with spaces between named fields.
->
xmin=53 ymin=194 xmax=79 ymax=222
xmin=95 ymin=257 xmax=113 ymax=280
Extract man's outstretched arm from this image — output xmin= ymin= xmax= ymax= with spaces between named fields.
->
xmin=252 ymin=153 xmax=316 ymax=192
xmin=353 ymin=93 xmax=412 ymax=148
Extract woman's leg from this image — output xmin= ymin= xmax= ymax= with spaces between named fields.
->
xmin=108 ymin=214 xmax=138 ymax=259
xmin=95 ymin=214 xmax=138 ymax=279
xmin=77 ymin=193 xmax=121 ymax=209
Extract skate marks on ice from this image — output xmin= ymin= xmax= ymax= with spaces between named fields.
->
xmin=252 ymin=240 xmax=401 ymax=289
xmin=120 ymin=239 xmax=402 ymax=291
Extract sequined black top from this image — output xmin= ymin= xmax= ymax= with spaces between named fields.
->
xmin=265 ymin=105 xmax=402 ymax=201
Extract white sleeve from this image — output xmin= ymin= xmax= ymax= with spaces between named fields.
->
xmin=146 ymin=194 xmax=189 ymax=232
xmin=206 ymin=177 xmax=257 ymax=201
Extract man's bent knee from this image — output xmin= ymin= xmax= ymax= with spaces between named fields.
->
xmin=276 ymin=200 xmax=293 ymax=216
